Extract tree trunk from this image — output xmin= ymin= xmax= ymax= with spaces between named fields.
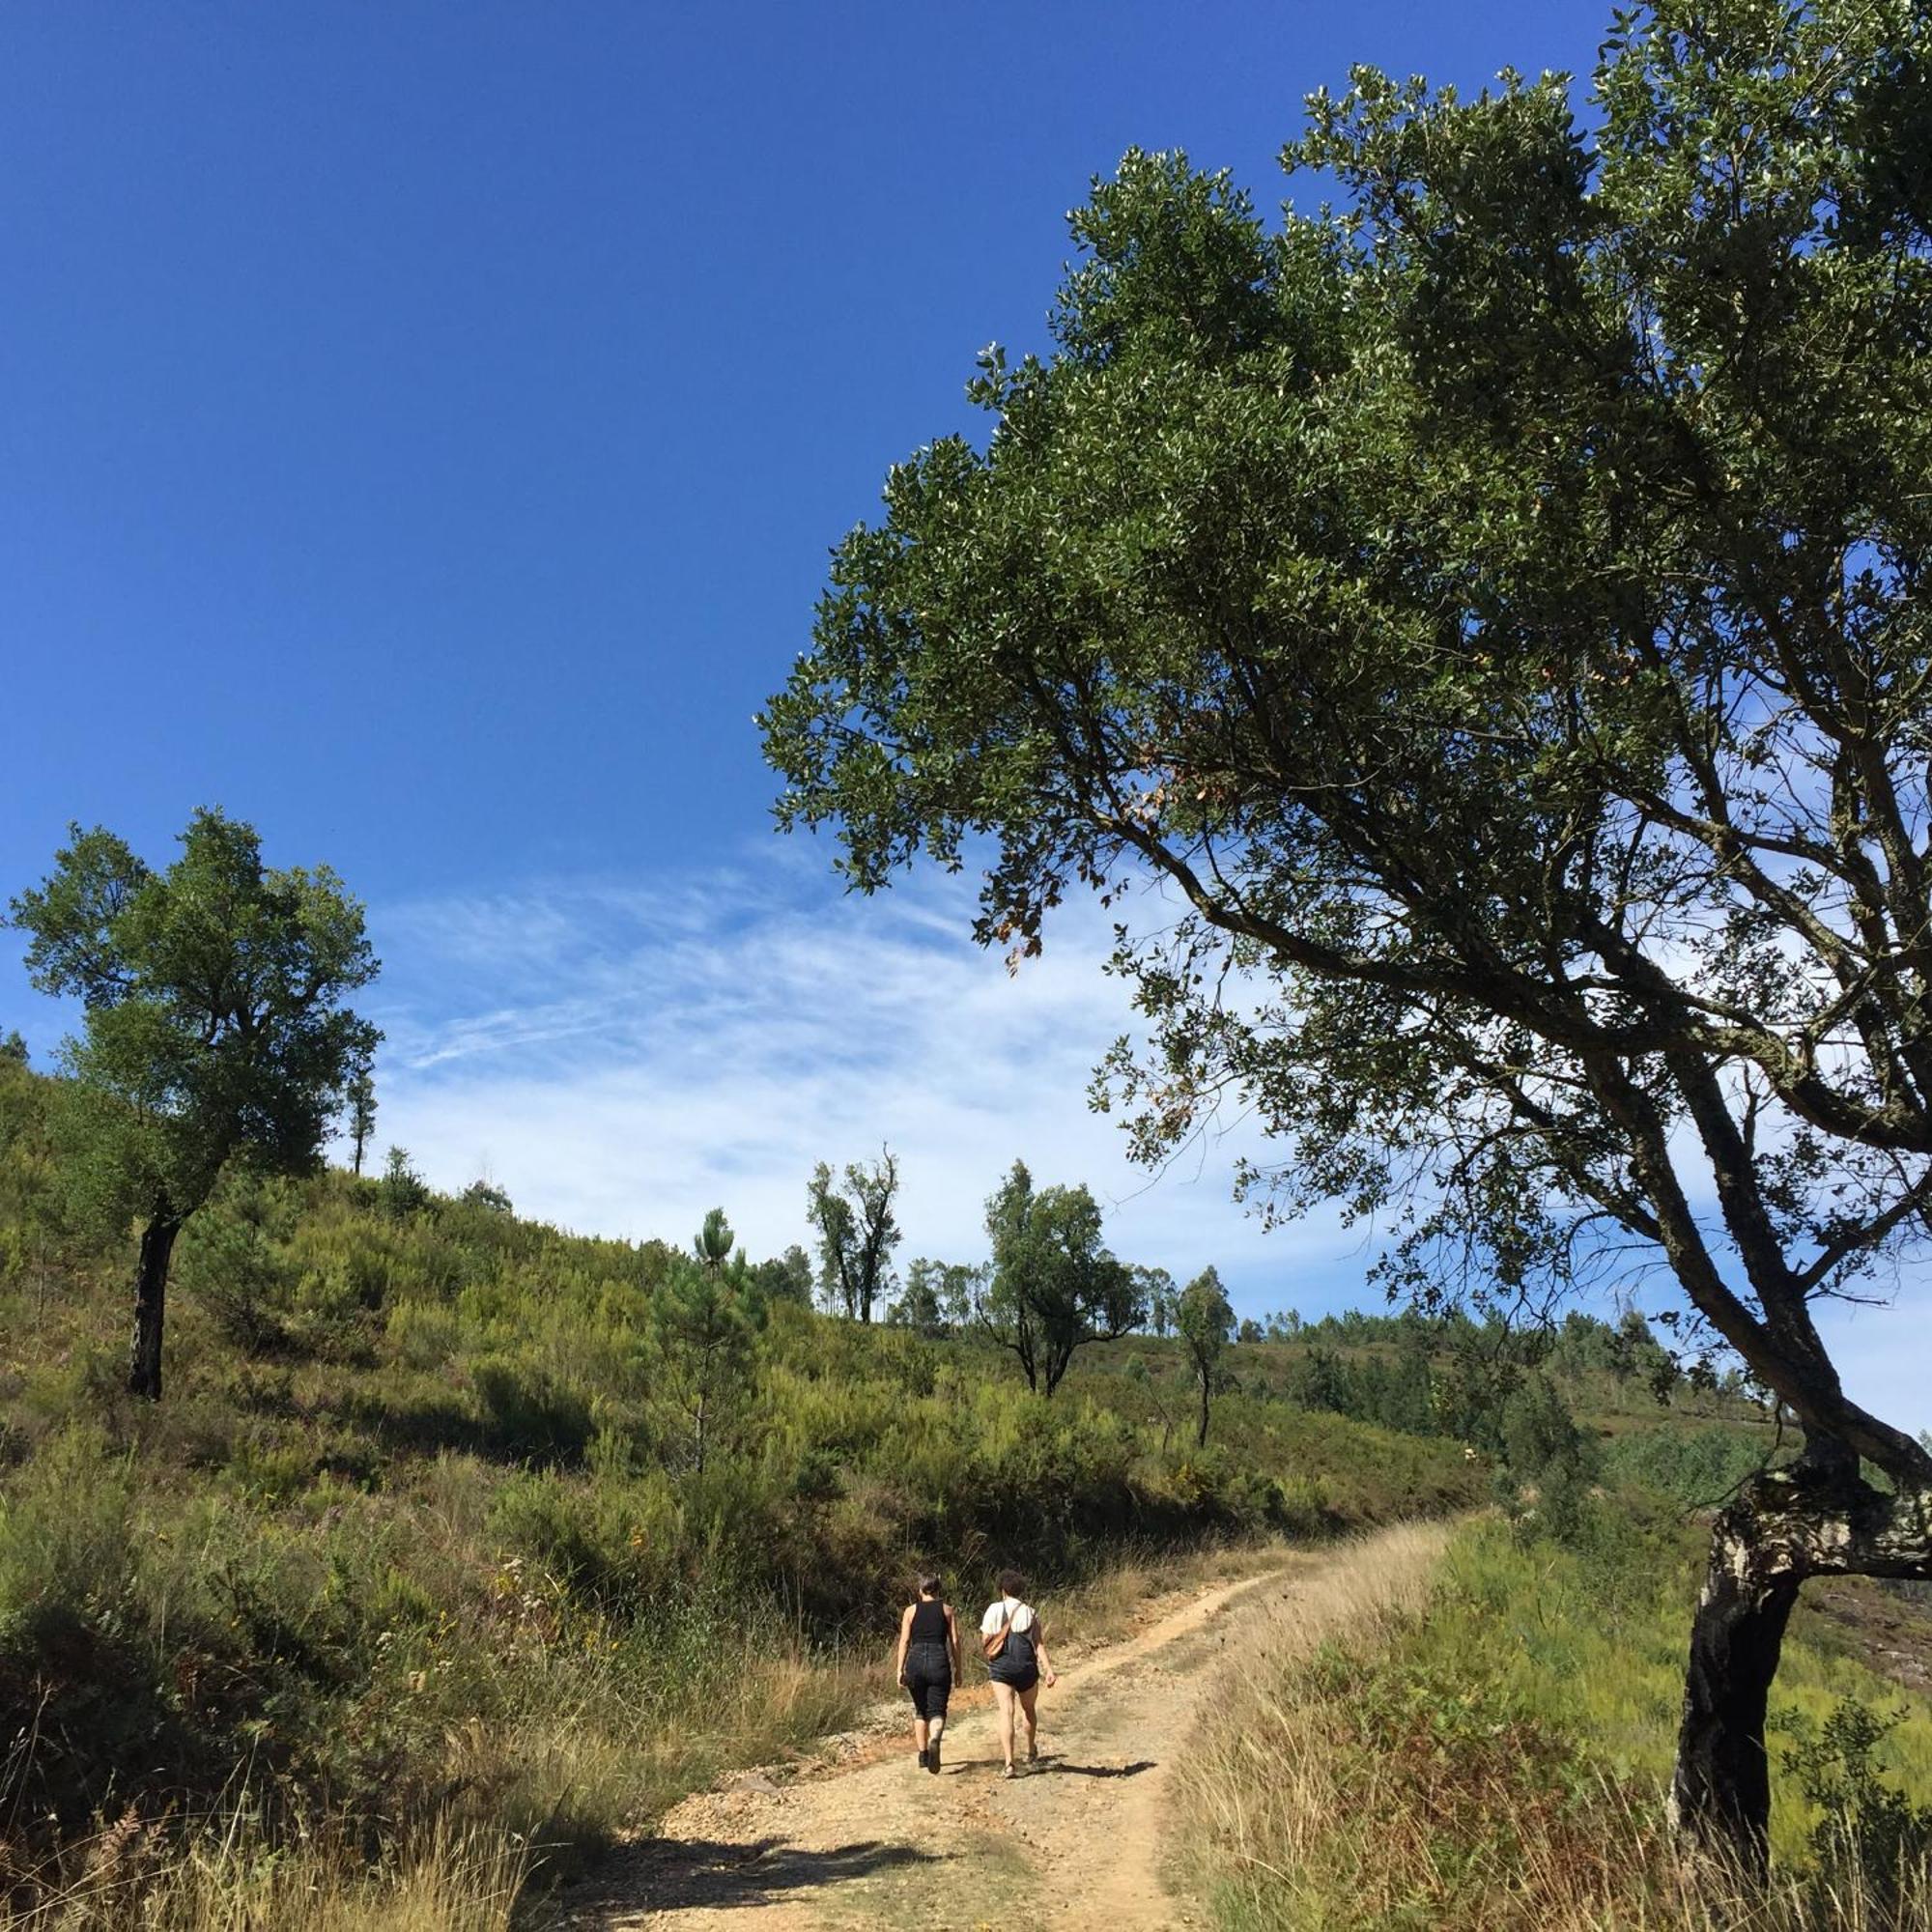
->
xmin=1670 ymin=1462 xmax=1932 ymax=1876
xmin=128 ymin=1213 xmax=182 ymax=1401
xmin=1669 ymin=1526 xmax=1798 ymax=1874
xmin=1196 ymin=1373 xmax=1209 ymax=1448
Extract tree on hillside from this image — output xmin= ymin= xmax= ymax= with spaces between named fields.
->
xmin=759 ymin=0 xmax=1932 ymax=1866
xmin=1176 ymin=1267 xmax=1234 ymax=1447
xmin=974 ymin=1160 xmax=1145 ymax=1395
xmin=462 ymin=1178 xmax=513 ymax=1214
xmin=751 ymin=1242 xmax=815 ymax=1306
xmin=654 ymin=1207 xmax=766 ymax=1472
xmin=806 ymin=1148 xmax=901 ymax=1321
xmin=343 ymin=1061 xmax=377 ymax=1176
xmin=380 ymin=1145 xmax=430 ymax=1222
xmin=1136 ymin=1264 xmax=1177 ymax=1337
xmin=0 ymin=1031 xmax=26 ymax=1067
xmin=1608 ymin=1309 xmax=1675 ymax=1405
xmin=891 ymin=1255 xmax=979 ymax=1336
xmin=8 ymin=810 xmax=378 ymax=1399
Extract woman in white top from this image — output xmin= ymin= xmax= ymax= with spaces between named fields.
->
xmin=980 ymin=1567 xmax=1058 ymax=1777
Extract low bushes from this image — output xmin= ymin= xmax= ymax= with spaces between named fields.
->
xmin=0 ymin=1065 xmax=1486 ymax=1919
xmin=1176 ymin=1499 xmax=1932 ymax=1930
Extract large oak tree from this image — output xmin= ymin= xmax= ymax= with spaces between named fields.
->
xmin=10 ymin=810 xmax=379 ymax=1400
xmin=762 ymin=0 xmax=1932 ymax=1870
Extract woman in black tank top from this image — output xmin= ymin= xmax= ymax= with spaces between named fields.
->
xmin=895 ymin=1574 xmax=961 ymax=1774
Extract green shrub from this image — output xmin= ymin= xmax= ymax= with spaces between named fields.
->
xmin=469 ymin=1354 xmax=595 ymax=1464
xmin=1780 ymin=1696 xmax=1932 ymax=1924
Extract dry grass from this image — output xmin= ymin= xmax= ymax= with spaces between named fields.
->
xmin=1172 ymin=1519 xmax=1453 ymax=1925
xmin=0 ymin=1638 xmax=876 ymax=1930
xmin=1172 ymin=1520 xmax=1932 ymax=1932
xmin=2 ymin=1814 xmax=528 ymax=1932
xmin=1046 ymin=1538 xmax=1277 ymax=1652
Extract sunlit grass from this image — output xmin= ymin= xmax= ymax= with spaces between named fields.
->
xmin=1176 ymin=1510 xmax=1932 ymax=1931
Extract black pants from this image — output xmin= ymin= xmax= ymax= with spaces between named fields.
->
xmin=904 ymin=1640 xmax=952 ymax=1719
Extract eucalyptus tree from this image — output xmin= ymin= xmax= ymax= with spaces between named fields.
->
xmin=762 ymin=0 xmax=1932 ymax=1868
xmin=344 ymin=1062 xmax=377 ymax=1175
xmin=9 ymin=810 xmax=379 ymax=1399
xmin=893 ymin=1255 xmax=978 ymax=1336
xmin=806 ymin=1148 xmax=901 ymax=1321
xmin=1176 ymin=1267 xmax=1234 ymax=1447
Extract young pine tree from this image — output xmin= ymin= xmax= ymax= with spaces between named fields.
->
xmin=653 ymin=1208 xmax=766 ymax=1472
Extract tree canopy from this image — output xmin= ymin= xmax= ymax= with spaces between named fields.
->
xmin=763 ymin=0 xmax=1932 ymax=1866
xmin=9 ymin=810 xmax=379 ymax=1397
xmin=974 ymin=1160 xmax=1145 ymax=1395
xmin=807 ymin=1149 xmax=902 ymax=1321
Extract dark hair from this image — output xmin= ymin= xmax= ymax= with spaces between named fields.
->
xmin=998 ymin=1568 xmax=1025 ymax=1599
xmin=917 ymin=1574 xmax=943 ymax=1599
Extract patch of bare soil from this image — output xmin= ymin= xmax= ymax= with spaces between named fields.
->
xmin=1804 ymin=1575 xmax=1932 ymax=1695
xmin=562 ymin=1538 xmax=1403 ymax=1932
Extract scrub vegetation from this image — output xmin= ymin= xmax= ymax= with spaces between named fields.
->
xmin=0 ymin=1053 xmax=1485 ymax=1923
xmin=1179 ymin=1503 xmax=1932 ymax=1930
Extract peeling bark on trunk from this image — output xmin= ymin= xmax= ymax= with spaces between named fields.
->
xmin=1670 ymin=1530 xmax=1798 ymax=1872
xmin=128 ymin=1213 xmax=182 ymax=1402
xmin=1671 ymin=1463 xmax=1932 ymax=1875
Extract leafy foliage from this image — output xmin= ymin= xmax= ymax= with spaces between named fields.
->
xmin=973 ymin=1160 xmax=1146 ymax=1394
xmin=9 ymin=811 xmax=379 ymax=1236
xmin=761 ymin=0 xmax=1932 ymax=1486
xmin=806 ymin=1149 xmax=901 ymax=1321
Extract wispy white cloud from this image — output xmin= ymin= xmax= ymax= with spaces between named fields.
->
xmin=361 ymin=850 xmax=1931 ymax=1435
xmin=366 ymin=853 xmax=1366 ymax=1312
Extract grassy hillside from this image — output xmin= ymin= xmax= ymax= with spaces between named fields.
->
xmin=0 ymin=1058 xmax=1486 ymax=1922
xmin=1178 ymin=1498 xmax=1932 ymax=1930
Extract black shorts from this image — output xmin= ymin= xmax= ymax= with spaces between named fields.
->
xmin=904 ymin=1641 xmax=951 ymax=1719
xmin=989 ymin=1665 xmax=1038 ymax=1694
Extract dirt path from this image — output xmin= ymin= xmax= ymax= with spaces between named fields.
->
xmin=572 ymin=1531 xmax=1428 ymax=1932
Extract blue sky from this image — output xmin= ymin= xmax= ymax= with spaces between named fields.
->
xmin=5 ymin=2 xmax=1926 ymax=1426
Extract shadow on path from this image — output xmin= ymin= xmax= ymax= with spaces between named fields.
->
xmin=604 ymin=1835 xmax=944 ymax=1913
xmin=1039 ymin=1758 xmax=1157 ymax=1780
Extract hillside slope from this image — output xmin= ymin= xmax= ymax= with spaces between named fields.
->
xmin=0 ymin=1059 xmax=1486 ymax=1919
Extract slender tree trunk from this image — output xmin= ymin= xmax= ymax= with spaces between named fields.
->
xmin=1670 ymin=1463 xmax=1932 ymax=1875
xmin=128 ymin=1212 xmax=182 ymax=1402
xmin=1196 ymin=1372 xmax=1209 ymax=1448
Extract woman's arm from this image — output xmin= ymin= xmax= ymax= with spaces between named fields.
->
xmin=895 ymin=1605 xmax=913 ymax=1682
xmin=945 ymin=1605 xmax=961 ymax=1677
xmin=1035 ymin=1623 xmax=1058 ymax=1689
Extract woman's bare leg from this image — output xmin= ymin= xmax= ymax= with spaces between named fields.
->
xmin=992 ymin=1682 xmax=1017 ymax=1770
xmin=1018 ymin=1682 xmax=1040 ymax=1760
xmin=914 ymin=1715 xmax=929 ymax=1755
